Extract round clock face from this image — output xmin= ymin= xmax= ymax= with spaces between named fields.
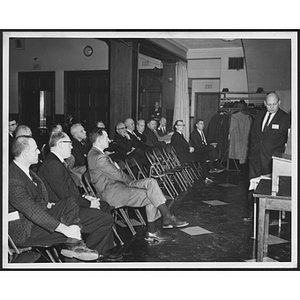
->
xmin=83 ymin=46 xmax=93 ymax=57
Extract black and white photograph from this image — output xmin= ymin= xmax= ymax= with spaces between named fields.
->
xmin=1 ymin=2 xmax=299 ymax=293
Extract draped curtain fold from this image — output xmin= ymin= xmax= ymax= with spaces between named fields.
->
xmin=173 ymin=61 xmax=190 ymax=140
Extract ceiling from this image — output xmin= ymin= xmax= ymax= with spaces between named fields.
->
xmin=166 ymin=38 xmax=243 ymax=51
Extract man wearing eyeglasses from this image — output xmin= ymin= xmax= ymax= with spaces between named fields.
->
xmin=249 ymin=92 xmax=290 ymax=180
xmin=37 ymin=131 xmax=121 ymax=262
xmin=245 ymin=92 xmax=290 ymax=222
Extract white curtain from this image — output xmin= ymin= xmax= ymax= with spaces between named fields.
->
xmin=173 ymin=61 xmax=190 ymax=140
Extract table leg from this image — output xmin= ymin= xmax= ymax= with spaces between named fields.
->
xmin=257 ymin=197 xmax=266 ymax=262
xmin=253 ymin=197 xmax=257 ymax=239
xmin=264 ymin=209 xmax=270 ymax=256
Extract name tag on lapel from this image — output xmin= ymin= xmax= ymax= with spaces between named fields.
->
xmin=272 ymin=124 xmax=279 ymax=129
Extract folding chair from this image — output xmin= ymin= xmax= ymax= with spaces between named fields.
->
xmin=153 ymin=147 xmax=189 ymax=192
xmin=81 ymin=171 xmax=125 ymax=244
xmin=8 ymin=212 xmax=62 ymax=263
xmin=166 ymin=145 xmax=198 ymax=187
xmin=145 ymin=149 xmax=179 ymax=200
xmin=125 ymin=156 xmax=147 ymax=180
xmin=114 ymin=160 xmax=146 ymax=228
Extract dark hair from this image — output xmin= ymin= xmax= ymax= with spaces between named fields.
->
xmin=173 ymin=119 xmax=183 ymax=131
xmin=12 ymin=135 xmax=33 ymax=158
xmin=49 ymin=131 xmax=69 ymax=148
xmin=89 ymin=127 xmax=106 ymax=144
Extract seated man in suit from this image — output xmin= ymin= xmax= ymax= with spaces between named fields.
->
xmin=9 ymin=115 xmax=18 ymax=162
xmin=171 ymin=120 xmax=213 ymax=183
xmin=124 ymin=118 xmax=150 ymax=172
xmin=70 ymin=123 xmax=89 ymax=167
xmin=87 ymin=127 xmax=189 ymax=242
xmin=134 ymin=119 xmax=150 ymax=148
xmin=37 ymin=131 xmax=122 ymax=262
xmin=156 ymin=117 xmax=173 ymax=143
xmin=190 ymin=119 xmax=224 ymax=174
xmin=9 ymin=135 xmax=98 ymax=261
xmin=144 ymin=119 xmax=167 ymax=149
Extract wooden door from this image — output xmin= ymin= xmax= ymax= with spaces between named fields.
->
xmin=19 ymin=72 xmax=55 ymax=147
xmin=65 ymin=71 xmax=109 ymax=132
xmin=195 ymin=93 xmax=220 ymax=128
xmin=138 ymin=69 xmax=162 ymax=121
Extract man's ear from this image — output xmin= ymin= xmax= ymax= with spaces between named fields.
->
xmin=264 ymin=101 xmax=267 ymax=107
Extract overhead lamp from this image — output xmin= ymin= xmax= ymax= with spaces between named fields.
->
xmin=222 ymin=88 xmax=229 ymax=92
xmin=256 ymin=87 xmax=264 ymax=93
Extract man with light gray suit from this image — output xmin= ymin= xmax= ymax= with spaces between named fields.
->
xmin=87 ymin=128 xmax=189 ymax=242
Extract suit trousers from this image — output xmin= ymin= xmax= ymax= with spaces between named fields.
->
xmin=21 ymin=196 xmax=80 ymax=247
xmin=22 ymin=197 xmax=115 ymax=255
xmin=126 ymin=178 xmax=166 ymax=222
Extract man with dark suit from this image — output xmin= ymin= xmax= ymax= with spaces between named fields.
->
xmin=134 ymin=119 xmax=148 ymax=145
xmin=87 ymin=128 xmax=189 ymax=242
xmin=249 ymin=92 xmax=290 ymax=180
xmin=70 ymin=123 xmax=89 ymax=167
xmin=124 ymin=118 xmax=150 ymax=172
xmin=9 ymin=135 xmax=99 ymax=261
xmin=144 ymin=119 xmax=166 ymax=149
xmin=9 ymin=116 xmax=18 ymax=162
xmin=190 ymin=119 xmax=224 ymax=174
xmin=37 ymin=131 xmax=122 ymax=261
xmin=171 ymin=120 xmax=213 ymax=183
xmin=244 ymin=92 xmax=290 ymax=222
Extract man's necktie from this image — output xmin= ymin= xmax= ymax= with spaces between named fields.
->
xmin=200 ymin=131 xmax=207 ymax=145
xmin=263 ymin=112 xmax=271 ymax=132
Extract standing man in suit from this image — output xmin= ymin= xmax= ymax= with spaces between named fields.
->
xmin=87 ymin=128 xmax=188 ymax=242
xmin=9 ymin=135 xmax=99 ymax=261
xmin=244 ymin=92 xmax=290 ymax=222
xmin=190 ymin=119 xmax=224 ymax=173
xmin=249 ymin=92 xmax=290 ymax=180
xmin=37 ymin=131 xmax=122 ymax=261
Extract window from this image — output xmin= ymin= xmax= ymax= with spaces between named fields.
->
xmin=228 ymin=57 xmax=244 ymax=70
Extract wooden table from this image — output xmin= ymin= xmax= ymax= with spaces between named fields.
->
xmin=253 ymin=179 xmax=291 ymax=262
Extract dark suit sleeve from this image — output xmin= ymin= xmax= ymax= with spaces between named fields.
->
xmin=72 ymin=140 xmax=87 ymax=167
xmin=39 ymin=158 xmax=90 ymax=208
xmin=9 ymin=177 xmax=60 ymax=233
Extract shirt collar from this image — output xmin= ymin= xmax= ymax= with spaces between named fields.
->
xmin=13 ymin=160 xmax=31 ymax=180
xmin=50 ymin=150 xmax=65 ymax=163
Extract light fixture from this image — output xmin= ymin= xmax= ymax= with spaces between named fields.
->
xmin=222 ymin=88 xmax=229 ymax=92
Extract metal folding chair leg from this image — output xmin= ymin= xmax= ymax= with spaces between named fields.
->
xmin=112 ymin=225 xmax=124 ymax=246
xmin=134 ymin=209 xmax=146 ymax=226
xmin=119 ymin=208 xmax=136 ymax=235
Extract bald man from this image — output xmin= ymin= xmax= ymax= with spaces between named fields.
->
xmin=248 ymin=92 xmax=290 ymax=180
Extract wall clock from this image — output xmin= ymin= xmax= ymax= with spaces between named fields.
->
xmin=83 ymin=46 xmax=93 ymax=57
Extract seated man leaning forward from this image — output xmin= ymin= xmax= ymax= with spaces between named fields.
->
xmin=9 ymin=135 xmax=98 ymax=261
xmin=88 ymin=128 xmax=189 ymax=242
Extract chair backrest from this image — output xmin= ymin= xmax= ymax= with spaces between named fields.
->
xmin=81 ymin=171 xmax=99 ymax=198
xmin=125 ymin=156 xmax=147 ymax=180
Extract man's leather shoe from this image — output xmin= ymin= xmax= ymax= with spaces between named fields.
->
xmin=61 ymin=240 xmax=98 ymax=261
xmin=99 ymin=248 xmax=123 ymax=262
xmin=162 ymin=215 xmax=189 ymax=229
xmin=145 ymin=229 xmax=172 ymax=242
xmin=99 ymin=253 xmax=123 ymax=262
